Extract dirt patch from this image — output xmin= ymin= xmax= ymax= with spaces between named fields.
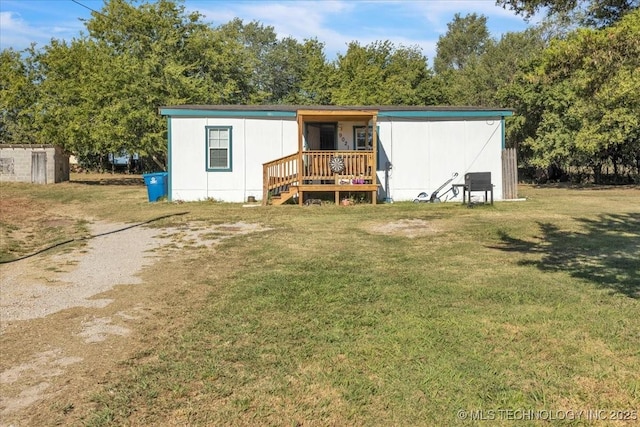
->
xmin=369 ymin=218 xmax=441 ymax=238
xmin=0 ymin=220 xmax=270 ymax=426
xmin=0 ymin=349 xmax=84 ymax=415
xmin=0 ymin=197 xmax=45 ymax=223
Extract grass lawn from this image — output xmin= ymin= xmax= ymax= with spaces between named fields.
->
xmin=1 ymin=175 xmax=639 ymax=426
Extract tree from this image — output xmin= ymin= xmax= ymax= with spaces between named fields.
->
xmin=0 ymin=48 xmax=40 ymax=144
xmin=265 ymin=37 xmax=334 ymax=104
xmin=567 ymin=10 xmax=640 ymax=180
xmin=216 ymin=18 xmax=281 ymax=103
xmin=501 ymin=10 xmax=640 ymax=182
xmin=245 ymin=35 xmax=333 ymax=104
xmin=496 ymin=0 xmax=639 ymax=27
xmin=216 ymin=20 xmax=334 ymax=104
xmin=432 ymin=13 xmax=493 ymax=105
xmin=295 ymin=39 xmax=334 ymax=104
xmin=433 ymin=13 xmax=491 ymax=74
xmin=437 ymin=27 xmax=546 ymax=107
xmin=46 ymin=0 xmax=248 ymax=168
xmin=2 ymin=1 xmax=331 ymax=168
xmin=331 ymin=41 xmax=439 ymax=105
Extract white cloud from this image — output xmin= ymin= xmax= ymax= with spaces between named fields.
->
xmin=193 ymin=0 xmax=435 ymax=59
xmin=0 ymin=11 xmax=40 ymax=49
xmin=0 ymin=10 xmax=85 ymax=50
xmin=1 ymin=0 xmax=531 ymax=62
xmin=193 ymin=0 xmax=356 ymax=55
xmin=0 ymin=11 xmax=28 ymax=34
xmin=190 ymin=0 xmax=530 ymax=61
xmin=408 ymin=0 xmax=520 ymax=20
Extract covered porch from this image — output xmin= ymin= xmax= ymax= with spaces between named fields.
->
xmin=263 ymin=109 xmax=379 ymax=205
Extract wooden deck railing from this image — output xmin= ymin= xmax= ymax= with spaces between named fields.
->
xmin=302 ymin=151 xmax=374 ymax=182
xmin=263 ymin=150 xmax=376 ymax=204
xmin=263 ymin=152 xmax=299 ymax=203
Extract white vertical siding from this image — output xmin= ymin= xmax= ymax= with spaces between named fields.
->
xmin=381 ymin=121 xmax=429 ymax=198
xmin=169 ymin=114 xmax=505 ymax=203
xmin=170 ymin=117 xmax=211 ymax=201
xmin=238 ymin=118 xmax=297 ymax=201
xmin=378 ymin=118 xmax=503 ymax=202
xmin=169 ymin=117 xmax=297 ymax=202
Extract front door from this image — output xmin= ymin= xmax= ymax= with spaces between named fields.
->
xmin=306 ymin=123 xmax=337 ymax=150
xmin=319 ymin=124 xmax=336 ymax=150
xmin=31 ymin=151 xmax=46 ymax=184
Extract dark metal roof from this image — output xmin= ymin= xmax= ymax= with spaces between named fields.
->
xmin=160 ymin=104 xmax=512 ymax=113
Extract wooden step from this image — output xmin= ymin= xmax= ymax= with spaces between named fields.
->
xmin=269 ymin=185 xmax=299 ymax=205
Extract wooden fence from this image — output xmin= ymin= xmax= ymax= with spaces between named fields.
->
xmin=502 ymin=147 xmax=518 ymax=199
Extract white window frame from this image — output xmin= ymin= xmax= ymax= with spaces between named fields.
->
xmin=206 ymin=126 xmax=232 ymax=171
xmin=354 ymin=126 xmax=374 ymax=151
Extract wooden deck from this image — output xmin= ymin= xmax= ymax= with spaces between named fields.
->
xmin=263 ymin=151 xmax=378 ymax=205
xmin=296 ymin=183 xmax=378 ymax=205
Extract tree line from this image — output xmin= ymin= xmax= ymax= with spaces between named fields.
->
xmin=1 ymin=0 xmax=638 ymax=182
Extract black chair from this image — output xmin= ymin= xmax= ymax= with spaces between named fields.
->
xmin=463 ymin=172 xmax=493 ymax=205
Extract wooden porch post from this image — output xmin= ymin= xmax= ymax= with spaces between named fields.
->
xmin=297 ymin=113 xmax=304 ymax=206
xmin=262 ymin=164 xmax=268 ymax=206
xmin=371 ymin=113 xmax=378 ymax=204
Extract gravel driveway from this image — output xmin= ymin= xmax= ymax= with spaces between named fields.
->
xmin=0 ymin=220 xmax=268 ymax=425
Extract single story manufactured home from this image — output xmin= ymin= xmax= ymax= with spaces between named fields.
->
xmin=159 ymin=105 xmax=515 ymax=205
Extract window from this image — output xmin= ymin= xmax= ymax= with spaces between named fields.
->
xmin=354 ymin=126 xmax=374 ymax=150
xmin=353 ymin=125 xmax=382 ymax=170
xmin=206 ymin=126 xmax=232 ymax=171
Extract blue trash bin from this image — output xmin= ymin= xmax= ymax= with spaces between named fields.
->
xmin=142 ymin=172 xmax=168 ymax=202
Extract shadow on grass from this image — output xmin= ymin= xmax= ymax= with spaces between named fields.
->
xmin=490 ymin=213 xmax=640 ymax=298
xmin=530 ymin=183 xmax=640 ymax=190
xmin=71 ymin=177 xmax=145 ymax=186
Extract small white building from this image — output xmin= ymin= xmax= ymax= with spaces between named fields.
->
xmin=159 ymin=105 xmax=514 ymax=204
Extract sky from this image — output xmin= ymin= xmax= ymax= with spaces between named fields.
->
xmin=0 ymin=0 xmax=536 ymax=63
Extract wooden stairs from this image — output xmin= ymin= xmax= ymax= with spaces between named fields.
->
xmin=269 ymin=184 xmax=299 ymax=205
xmin=263 ymin=151 xmax=378 ymax=206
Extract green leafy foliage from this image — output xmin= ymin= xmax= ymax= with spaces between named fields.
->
xmin=497 ymin=0 xmax=639 ymax=27
xmin=441 ymin=27 xmax=546 ymax=107
xmin=433 ymin=13 xmax=491 ymax=74
xmin=330 ymin=41 xmax=440 ymax=105
xmin=503 ymin=10 xmax=640 ymax=181
xmin=0 ymin=47 xmax=40 ymax=144
xmin=0 ymin=0 xmax=637 ymax=182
